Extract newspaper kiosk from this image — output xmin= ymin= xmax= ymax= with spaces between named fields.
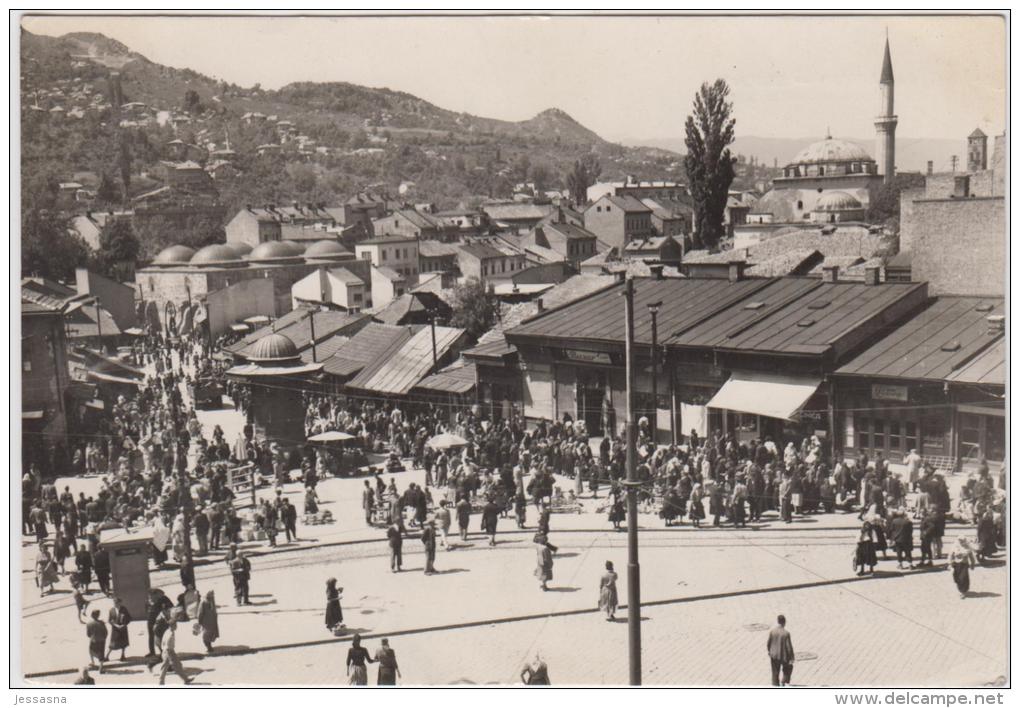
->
xmin=99 ymin=526 xmax=155 ymax=619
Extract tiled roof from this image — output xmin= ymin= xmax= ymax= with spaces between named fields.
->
xmin=592 ymin=194 xmax=651 ymax=213
xmin=836 ymin=296 xmax=1004 ymax=382
xmin=745 ymin=249 xmax=823 ymax=277
xmin=482 ymin=203 xmax=556 ymax=221
xmin=457 ymin=242 xmax=506 ymax=261
xmin=418 ymin=240 xmax=461 ymax=258
xmin=347 ymin=325 xmax=466 ymax=395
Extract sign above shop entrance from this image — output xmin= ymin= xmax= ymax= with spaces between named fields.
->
xmin=871 ymin=384 xmax=908 ymax=402
xmin=557 ymin=348 xmax=616 ymax=365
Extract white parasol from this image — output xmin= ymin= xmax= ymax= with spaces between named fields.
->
xmin=426 ymin=432 xmax=468 ymax=450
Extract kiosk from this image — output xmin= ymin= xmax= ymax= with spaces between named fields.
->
xmin=99 ymin=527 xmax=155 ymax=619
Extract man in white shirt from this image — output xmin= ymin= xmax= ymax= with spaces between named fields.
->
xmin=158 ymin=617 xmax=192 ymax=685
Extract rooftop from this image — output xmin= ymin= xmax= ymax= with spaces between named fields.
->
xmin=836 ymin=296 xmax=1005 ymax=382
xmin=320 ymin=323 xmax=416 ymax=378
xmin=347 ymin=325 xmax=466 ymax=395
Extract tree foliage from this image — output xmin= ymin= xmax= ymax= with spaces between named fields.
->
xmin=89 ymin=219 xmax=140 ymax=281
xmin=21 ymin=210 xmax=90 ymax=281
xmin=684 ymin=79 xmax=736 ymax=250
xmin=566 ymin=154 xmax=601 ymax=206
xmin=867 ymin=172 xmax=926 ymax=228
xmin=448 ymin=278 xmax=499 ymax=341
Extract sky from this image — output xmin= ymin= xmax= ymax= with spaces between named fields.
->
xmin=21 ymin=13 xmax=1007 ymax=143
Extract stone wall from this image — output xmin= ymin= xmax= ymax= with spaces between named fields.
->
xmin=901 ymin=197 xmax=1004 ymax=295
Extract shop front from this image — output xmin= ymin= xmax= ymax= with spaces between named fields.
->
xmin=705 ymin=370 xmax=831 ymax=447
xmin=836 ymin=381 xmax=953 ymax=468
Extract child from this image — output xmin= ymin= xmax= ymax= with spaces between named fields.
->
xmin=71 ymin=575 xmax=89 ymax=621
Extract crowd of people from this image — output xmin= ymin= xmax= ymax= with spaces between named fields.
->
xmin=21 ymin=329 xmax=1008 ymax=685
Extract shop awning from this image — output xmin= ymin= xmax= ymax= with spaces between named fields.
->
xmin=22 ymin=410 xmax=44 ymax=420
xmin=706 ymin=371 xmax=821 ymax=422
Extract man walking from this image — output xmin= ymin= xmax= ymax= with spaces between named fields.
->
xmin=230 ymin=551 xmax=252 ymax=606
xmin=281 ymin=498 xmax=298 ymax=542
xmin=193 ymin=506 xmax=209 ymax=555
xmin=158 ymin=615 xmax=192 ymax=685
xmin=766 ymin=614 xmax=795 ymax=687
xmin=421 ymin=520 xmax=437 ymax=575
xmin=363 ymin=481 xmax=375 ymax=526
xmin=456 ymin=496 xmax=471 ymax=542
xmin=387 ymin=521 xmax=403 ymax=572
xmin=435 ymin=500 xmax=452 ymax=549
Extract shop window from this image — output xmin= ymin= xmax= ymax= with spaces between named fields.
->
xmin=960 ymin=413 xmax=981 ymax=460
xmin=889 ymin=421 xmax=901 ymax=451
xmin=987 ymin=417 xmax=1005 ymax=461
xmin=872 ymin=421 xmax=885 ymax=452
xmin=922 ymin=415 xmax=947 ymax=454
xmin=905 ymin=421 xmax=918 ymax=452
xmin=857 ymin=417 xmax=870 ymax=450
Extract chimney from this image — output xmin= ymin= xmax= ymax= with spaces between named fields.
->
xmin=318 ymin=265 xmax=330 ymax=303
xmin=728 ymin=259 xmax=747 ymax=283
xmin=536 ymin=299 xmax=544 ymax=313
xmin=926 ymin=161 xmax=933 ymax=176
xmin=864 ymin=265 xmax=881 ymax=286
xmin=650 ymin=264 xmax=664 ymax=280
xmin=615 ymin=271 xmax=627 ymax=283
xmin=953 ymin=175 xmax=970 ymax=199
xmin=246 ymin=203 xmax=253 ymax=212
xmin=987 ymin=315 xmax=1005 ymax=335
xmin=822 ymin=265 xmax=839 ymax=283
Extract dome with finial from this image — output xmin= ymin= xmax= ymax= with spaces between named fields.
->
xmin=304 ymin=239 xmax=352 ymax=260
xmin=814 ymin=191 xmax=863 ymax=212
xmin=248 ymin=333 xmax=299 ymax=363
xmin=190 ymin=244 xmax=244 ymax=266
xmin=792 ymin=137 xmax=872 ymax=165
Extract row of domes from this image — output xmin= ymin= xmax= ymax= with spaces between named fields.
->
xmin=152 ymin=239 xmax=351 ymax=267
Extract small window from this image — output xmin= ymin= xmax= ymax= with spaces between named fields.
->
xmin=889 ymin=421 xmax=901 ymax=452
xmin=796 ymin=200 xmax=803 ymax=210
xmin=596 ymin=206 xmax=602 ymax=213
xmin=605 ymin=206 xmax=611 ymax=212
xmin=858 ymin=417 xmax=871 ymax=450
xmin=873 ymin=422 xmax=885 ymax=451
xmin=905 ymin=422 xmax=918 ymax=451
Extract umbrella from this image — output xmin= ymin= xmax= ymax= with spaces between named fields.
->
xmin=124 ymin=327 xmax=145 ymax=336
xmin=426 ymin=433 xmax=468 ymax=450
xmin=245 ymin=315 xmax=271 ymax=325
xmin=308 ymin=431 xmax=357 ymax=443
xmin=230 ymin=323 xmax=251 ymax=332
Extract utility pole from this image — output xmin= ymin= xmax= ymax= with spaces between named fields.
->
xmin=623 ymin=277 xmax=642 ymax=685
xmin=94 ymin=298 xmax=103 ymax=354
xmin=647 ymin=301 xmax=662 ymax=445
xmin=308 ymin=308 xmax=317 ymax=363
xmin=429 ymin=310 xmax=438 ymax=368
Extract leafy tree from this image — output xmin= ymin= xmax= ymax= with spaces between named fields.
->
xmin=867 ymin=172 xmax=926 ymax=228
xmin=684 ymin=79 xmax=736 ymax=250
xmin=566 ymin=154 xmax=601 ymax=206
xmin=183 ymin=89 xmax=203 ymax=115
xmin=96 ymin=172 xmax=119 ymax=204
xmin=448 ymin=278 xmax=499 ymax=341
xmin=117 ymin=134 xmax=132 ymax=197
xmin=89 ymin=220 xmax=140 ymax=281
xmin=530 ymin=163 xmax=553 ymax=193
xmin=21 ymin=210 xmax=91 ymax=281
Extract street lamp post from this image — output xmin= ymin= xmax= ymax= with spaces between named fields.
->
xmin=647 ymin=301 xmax=662 ymax=444
xmin=622 ymin=277 xmax=642 ymax=685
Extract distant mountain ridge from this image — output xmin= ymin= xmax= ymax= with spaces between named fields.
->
xmin=620 ymin=134 xmax=968 ymax=173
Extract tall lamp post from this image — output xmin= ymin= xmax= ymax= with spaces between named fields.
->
xmin=647 ymin=301 xmax=662 ymax=444
xmin=622 ymin=277 xmax=642 ymax=685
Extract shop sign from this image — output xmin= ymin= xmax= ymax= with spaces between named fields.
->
xmin=872 ymin=384 xmax=908 ymax=402
xmin=559 ymin=348 xmax=614 ymax=365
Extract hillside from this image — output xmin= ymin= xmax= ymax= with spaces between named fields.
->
xmin=20 ymin=28 xmax=683 ymax=226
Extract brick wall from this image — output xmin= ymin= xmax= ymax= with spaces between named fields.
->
xmin=902 ymin=197 xmax=1004 ymax=295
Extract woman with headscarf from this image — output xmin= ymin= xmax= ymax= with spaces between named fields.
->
xmin=35 ymin=542 xmax=60 ymax=596
xmin=598 ymin=560 xmax=619 ymax=621
xmin=346 ymin=634 xmax=374 ymax=685
xmin=197 ymin=590 xmax=219 ymax=654
xmin=949 ymin=537 xmax=977 ymax=598
xmin=534 ymin=535 xmax=555 ymax=591
xmin=106 ymin=596 xmax=131 ymax=661
xmin=977 ymin=510 xmax=998 ymax=562
xmin=325 ymin=578 xmax=343 ymax=633
xmin=853 ymin=522 xmax=878 ymax=576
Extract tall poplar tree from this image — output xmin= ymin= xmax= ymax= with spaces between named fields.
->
xmin=684 ymin=80 xmax=736 ymax=250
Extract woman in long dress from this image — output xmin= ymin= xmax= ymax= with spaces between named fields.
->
xmin=853 ymin=522 xmax=877 ymax=576
xmin=106 ymin=597 xmax=131 ymax=661
xmin=304 ymin=487 xmax=319 ymax=515
xmin=325 ymin=578 xmax=344 ymax=633
xmin=197 ymin=590 xmax=219 ymax=654
xmin=598 ymin=560 xmax=619 ymax=621
xmin=949 ymin=537 xmax=977 ymax=598
xmin=346 ymin=634 xmax=374 ymax=685
xmin=534 ymin=537 xmax=554 ymax=591
xmin=35 ymin=543 xmax=59 ymax=596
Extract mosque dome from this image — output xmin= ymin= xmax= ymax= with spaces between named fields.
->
xmin=281 ymin=240 xmax=307 ymax=255
xmin=248 ymin=333 xmax=299 ymax=363
xmin=190 ymin=244 xmax=244 ymax=266
xmin=814 ymin=191 xmax=863 ymax=211
xmin=792 ymin=138 xmax=872 ymax=165
xmin=248 ymin=241 xmax=302 ymax=262
xmin=152 ymin=244 xmax=196 ymax=265
xmin=304 ymin=239 xmax=351 ymax=259
xmin=226 ymin=242 xmax=253 ymax=257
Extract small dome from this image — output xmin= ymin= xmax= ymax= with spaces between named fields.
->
xmin=190 ymin=244 xmax=243 ymax=265
xmin=282 ymin=240 xmax=307 ymax=255
xmin=304 ymin=239 xmax=351 ymax=258
xmin=248 ymin=241 xmax=302 ymax=262
xmin=815 ymin=191 xmax=863 ymax=211
xmin=793 ymin=138 xmax=872 ymax=165
xmin=248 ymin=332 xmax=299 ymax=362
xmin=226 ymin=242 xmax=253 ymax=257
xmin=152 ymin=244 xmax=196 ymax=265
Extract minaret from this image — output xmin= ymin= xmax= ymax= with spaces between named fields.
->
xmin=874 ymin=35 xmax=898 ymax=183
